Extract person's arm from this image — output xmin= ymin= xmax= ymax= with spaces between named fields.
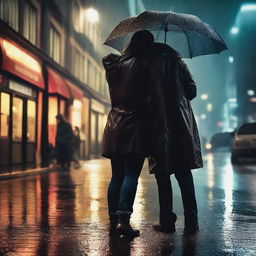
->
xmin=179 ymin=59 xmax=197 ymax=101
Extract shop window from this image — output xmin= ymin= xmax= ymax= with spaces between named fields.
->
xmin=49 ymin=25 xmax=61 ymax=64
xmin=23 ymin=1 xmax=37 ymax=45
xmin=72 ymin=99 xmax=82 ymax=128
xmin=27 ymin=100 xmax=36 ymax=142
xmin=0 ymin=0 xmax=19 ymax=31
xmin=12 ymin=97 xmax=23 ymax=141
xmin=59 ymin=99 xmax=66 ymax=117
xmin=48 ymin=96 xmax=58 ymax=145
xmin=0 ymin=92 xmax=10 ymax=138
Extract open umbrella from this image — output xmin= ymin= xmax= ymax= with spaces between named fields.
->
xmin=104 ymin=11 xmax=227 ymax=58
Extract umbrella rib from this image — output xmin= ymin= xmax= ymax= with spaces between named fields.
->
xmin=184 ymin=31 xmax=192 ymax=58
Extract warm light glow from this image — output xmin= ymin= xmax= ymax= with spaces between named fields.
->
xmin=230 ymin=27 xmax=239 ymax=34
xmin=241 ymin=4 xmax=256 ymax=11
xmin=72 ymin=100 xmax=82 ymax=128
xmin=2 ymin=40 xmax=41 ymax=73
xmin=200 ymin=94 xmax=208 ymax=100
xmin=206 ymin=143 xmax=212 ymax=150
xmin=86 ymin=8 xmax=99 ymax=23
xmin=207 ymin=103 xmax=213 ymax=112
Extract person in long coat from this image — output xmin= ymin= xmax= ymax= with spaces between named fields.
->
xmin=55 ymin=114 xmax=74 ymax=170
xmin=102 ymin=31 xmax=154 ymax=238
xmin=148 ymin=43 xmax=203 ymax=235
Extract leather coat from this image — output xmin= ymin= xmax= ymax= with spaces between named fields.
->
xmin=102 ymin=44 xmax=203 ymax=174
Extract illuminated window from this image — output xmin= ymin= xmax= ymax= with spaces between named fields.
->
xmin=0 ymin=93 xmax=10 ymax=137
xmin=48 ymin=96 xmax=58 ymax=145
xmin=72 ymin=99 xmax=82 ymax=128
xmin=49 ymin=25 xmax=61 ymax=64
xmin=0 ymin=0 xmax=19 ymax=31
xmin=12 ymin=97 xmax=23 ymax=141
xmin=59 ymin=99 xmax=66 ymax=117
xmin=23 ymin=2 xmax=37 ymax=44
xmin=27 ymin=100 xmax=36 ymax=142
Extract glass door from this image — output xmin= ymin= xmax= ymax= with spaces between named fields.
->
xmin=27 ymin=100 xmax=36 ymax=164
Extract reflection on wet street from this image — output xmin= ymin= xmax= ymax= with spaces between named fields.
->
xmin=0 ymin=153 xmax=256 ymax=255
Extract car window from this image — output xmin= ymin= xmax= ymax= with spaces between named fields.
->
xmin=237 ymin=123 xmax=256 ymax=135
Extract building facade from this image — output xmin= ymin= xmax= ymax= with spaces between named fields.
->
xmin=0 ymin=0 xmax=109 ymax=172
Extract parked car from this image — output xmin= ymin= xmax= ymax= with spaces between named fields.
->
xmin=207 ymin=132 xmax=233 ymax=152
xmin=231 ymin=122 xmax=256 ymax=164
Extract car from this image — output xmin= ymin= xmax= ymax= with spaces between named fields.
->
xmin=231 ymin=122 xmax=256 ymax=164
xmin=206 ymin=132 xmax=233 ymax=152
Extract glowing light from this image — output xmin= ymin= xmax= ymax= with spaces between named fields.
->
xmin=230 ymin=27 xmax=239 ymax=34
xmin=85 ymin=8 xmax=99 ymax=23
xmin=247 ymin=90 xmax=255 ymax=96
xmin=201 ymin=114 xmax=207 ymax=120
xmin=207 ymin=103 xmax=213 ymax=112
xmin=228 ymin=98 xmax=237 ymax=103
xmin=2 ymin=40 xmax=41 ymax=73
xmin=228 ymin=56 xmax=234 ymax=63
xmin=200 ymin=94 xmax=208 ymax=100
xmin=241 ymin=4 xmax=256 ymax=11
xmin=206 ymin=143 xmax=212 ymax=150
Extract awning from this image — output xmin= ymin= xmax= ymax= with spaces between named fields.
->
xmin=0 ymin=38 xmax=44 ymax=89
xmin=48 ymin=68 xmax=70 ymax=98
xmin=65 ymin=79 xmax=84 ymax=101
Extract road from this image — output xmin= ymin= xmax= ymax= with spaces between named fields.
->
xmin=0 ymin=153 xmax=256 ymax=256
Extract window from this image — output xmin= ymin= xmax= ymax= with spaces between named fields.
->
xmin=0 ymin=92 xmax=10 ymax=138
xmin=48 ymin=96 xmax=58 ymax=145
xmin=23 ymin=2 xmax=37 ymax=44
xmin=49 ymin=25 xmax=61 ymax=64
xmin=72 ymin=2 xmax=80 ymax=32
xmin=12 ymin=97 xmax=23 ymax=141
xmin=0 ymin=0 xmax=19 ymax=31
xmin=27 ymin=100 xmax=36 ymax=142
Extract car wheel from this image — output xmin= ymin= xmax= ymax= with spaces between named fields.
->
xmin=231 ymin=154 xmax=239 ymax=164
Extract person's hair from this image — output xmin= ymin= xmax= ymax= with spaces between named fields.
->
xmin=55 ymin=113 xmax=64 ymax=122
xmin=124 ymin=30 xmax=154 ymax=57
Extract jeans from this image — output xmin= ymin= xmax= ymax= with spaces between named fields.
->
xmin=155 ymin=169 xmax=198 ymax=226
xmin=108 ymin=155 xmax=145 ymax=215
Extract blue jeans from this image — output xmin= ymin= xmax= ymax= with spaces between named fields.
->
xmin=108 ymin=155 xmax=145 ymax=215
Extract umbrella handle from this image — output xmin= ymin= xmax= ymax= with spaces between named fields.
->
xmin=164 ymin=28 xmax=168 ymax=44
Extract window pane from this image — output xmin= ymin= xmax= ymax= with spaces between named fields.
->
xmin=48 ymin=96 xmax=58 ymax=145
xmin=23 ymin=2 xmax=37 ymax=44
xmin=0 ymin=0 xmax=19 ymax=31
xmin=27 ymin=100 xmax=36 ymax=142
xmin=59 ymin=99 xmax=66 ymax=117
xmin=49 ymin=26 xmax=61 ymax=64
xmin=12 ymin=97 xmax=23 ymax=141
xmin=0 ymin=93 xmax=10 ymax=137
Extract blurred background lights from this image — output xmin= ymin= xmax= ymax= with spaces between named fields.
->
xmin=200 ymin=94 xmax=208 ymax=100
xmin=247 ymin=89 xmax=255 ymax=96
xmin=228 ymin=56 xmax=234 ymax=63
xmin=231 ymin=26 xmax=239 ymax=34
xmin=201 ymin=114 xmax=207 ymax=119
xmin=241 ymin=4 xmax=256 ymax=12
xmin=86 ymin=8 xmax=99 ymax=23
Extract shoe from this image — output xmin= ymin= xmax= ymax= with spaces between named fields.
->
xmin=184 ymin=224 xmax=199 ymax=236
xmin=116 ymin=214 xmax=140 ymax=238
xmin=109 ymin=214 xmax=118 ymax=232
xmin=153 ymin=212 xmax=177 ymax=233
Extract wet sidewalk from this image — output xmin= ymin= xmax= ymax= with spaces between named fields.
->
xmin=0 ymin=153 xmax=256 ymax=255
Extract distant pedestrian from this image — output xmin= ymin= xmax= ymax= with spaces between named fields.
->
xmin=102 ymin=30 xmax=154 ymax=238
xmin=55 ymin=114 xmax=74 ymax=171
xmin=149 ymin=43 xmax=203 ymax=236
xmin=73 ymin=126 xmax=81 ymax=169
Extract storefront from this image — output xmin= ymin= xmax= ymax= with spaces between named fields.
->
xmin=47 ymin=68 xmax=70 ymax=146
xmin=90 ymin=99 xmax=107 ymax=158
xmin=0 ymin=38 xmax=44 ymax=171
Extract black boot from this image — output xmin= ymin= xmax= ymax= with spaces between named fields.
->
xmin=153 ymin=212 xmax=177 ymax=233
xmin=109 ymin=214 xmax=118 ymax=232
xmin=116 ymin=214 xmax=140 ymax=238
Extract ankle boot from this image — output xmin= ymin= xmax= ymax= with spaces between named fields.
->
xmin=109 ymin=214 xmax=118 ymax=231
xmin=116 ymin=214 xmax=140 ymax=238
xmin=153 ymin=212 xmax=177 ymax=233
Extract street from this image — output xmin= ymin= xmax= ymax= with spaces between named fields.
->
xmin=0 ymin=153 xmax=256 ymax=256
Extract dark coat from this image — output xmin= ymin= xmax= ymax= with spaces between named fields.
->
xmin=101 ymin=52 xmax=151 ymax=157
xmin=55 ymin=120 xmax=74 ymax=163
xmin=147 ymin=43 xmax=203 ymax=174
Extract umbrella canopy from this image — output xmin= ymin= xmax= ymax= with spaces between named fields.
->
xmin=104 ymin=11 xmax=228 ymax=58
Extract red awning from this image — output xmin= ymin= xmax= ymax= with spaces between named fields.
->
xmin=0 ymin=38 xmax=44 ymax=89
xmin=65 ymin=79 xmax=84 ymax=101
xmin=48 ymin=68 xmax=70 ymax=98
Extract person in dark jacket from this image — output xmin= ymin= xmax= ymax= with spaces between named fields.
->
xmin=73 ymin=126 xmax=81 ymax=169
xmin=55 ymin=114 xmax=74 ymax=171
xmin=148 ymin=43 xmax=203 ymax=235
xmin=102 ymin=31 xmax=154 ymax=238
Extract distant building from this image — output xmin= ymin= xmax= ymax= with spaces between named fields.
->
xmin=0 ymin=0 xmax=110 ymax=173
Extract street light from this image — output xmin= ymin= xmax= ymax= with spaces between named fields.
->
xmin=247 ymin=89 xmax=255 ymax=96
xmin=241 ymin=4 xmax=256 ymax=12
xmin=230 ymin=27 xmax=239 ymax=35
xmin=86 ymin=7 xmax=99 ymax=23
xmin=200 ymin=94 xmax=208 ymax=100
xmin=228 ymin=56 xmax=234 ymax=63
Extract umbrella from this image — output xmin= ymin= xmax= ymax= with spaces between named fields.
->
xmin=104 ymin=11 xmax=227 ymax=58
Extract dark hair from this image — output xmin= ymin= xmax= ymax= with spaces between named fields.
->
xmin=125 ymin=30 xmax=154 ymax=57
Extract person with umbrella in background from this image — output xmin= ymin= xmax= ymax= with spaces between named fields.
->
xmin=103 ymin=10 xmax=227 ymax=237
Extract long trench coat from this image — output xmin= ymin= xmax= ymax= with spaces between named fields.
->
xmin=102 ymin=44 xmax=203 ymax=174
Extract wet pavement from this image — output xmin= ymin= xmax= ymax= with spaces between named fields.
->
xmin=0 ymin=153 xmax=256 ymax=256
